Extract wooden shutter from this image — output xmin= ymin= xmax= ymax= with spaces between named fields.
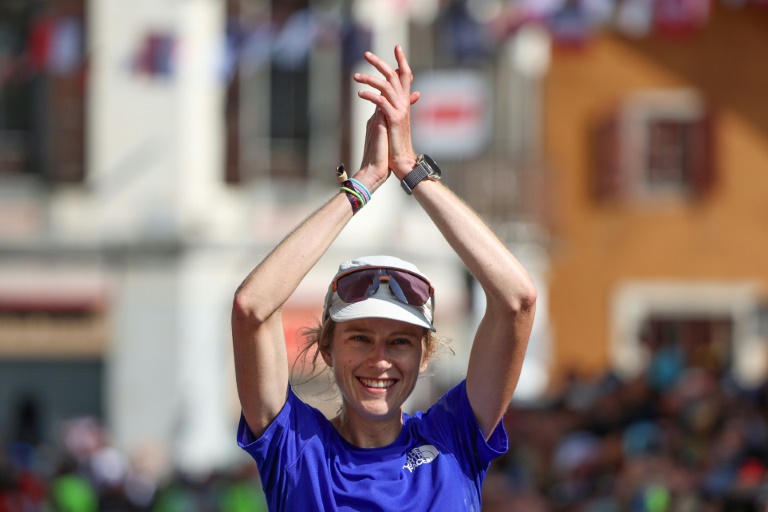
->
xmin=224 ymin=0 xmax=241 ymax=184
xmin=687 ymin=107 xmax=716 ymax=197
xmin=47 ymin=0 xmax=87 ymax=183
xmin=592 ymin=110 xmax=623 ymax=201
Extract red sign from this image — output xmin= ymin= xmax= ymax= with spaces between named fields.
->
xmin=411 ymin=71 xmax=492 ymax=159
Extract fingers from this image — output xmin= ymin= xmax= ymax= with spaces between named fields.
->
xmin=355 ymin=46 xmax=414 ymax=90
xmin=369 ymin=107 xmax=383 ymax=128
xmin=356 ymin=90 xmax=395 ymax=121
xmin=363 ymin=50 xmax=401 ymax=90
xmin=353 ymin=46 xmax=415 ymax=114
xmin=354 ymin=74 xmax=400 ymax=117
xmin=365 ymin=108 xmax=387 ymax=136
xmin=354 ymin=73 xmax=393 ymax=97
xmin=356 ymin=89 xmax=416 ymax=123
xmin=394 ymin=45 xmax=413 ymax=95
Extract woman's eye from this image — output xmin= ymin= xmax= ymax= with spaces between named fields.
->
xmin=352 ymin=335 xmax=368 ymax=342
xmin=393 ymin=338 xmax=411 ymax=346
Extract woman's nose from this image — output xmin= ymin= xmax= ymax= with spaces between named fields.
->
xmin=367 ymin=342 xmax=391 ymax=368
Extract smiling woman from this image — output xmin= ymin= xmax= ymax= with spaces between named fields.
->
xmin=326 ymin=315 xmax=425 ymax=444
xmin=231 ymin=45 xmax=537 ymax=511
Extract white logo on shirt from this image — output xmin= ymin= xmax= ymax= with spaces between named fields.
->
xmin=403 ymin=445 xmax=440 ymax=473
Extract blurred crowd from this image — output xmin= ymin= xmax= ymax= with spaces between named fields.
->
xmin=4 ymin=349 xmax=768 ymax=511
xmin=483 ymin=351 xmax=768 ymax=511
xmin=0 ymin=416 xmax=267 ymax=512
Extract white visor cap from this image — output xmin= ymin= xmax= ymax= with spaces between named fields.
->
xmin=323 ymin=255 xmax=435 ymax=332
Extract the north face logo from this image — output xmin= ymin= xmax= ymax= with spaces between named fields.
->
xmin=403 ymin=445 xmax=440 ymax=473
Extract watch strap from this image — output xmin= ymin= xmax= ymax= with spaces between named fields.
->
xmin=400 ymin=160 xmax=430 ymax=195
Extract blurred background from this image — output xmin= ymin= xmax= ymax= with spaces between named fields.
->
xmin=1 ymin=0 xmax=767 ymax=510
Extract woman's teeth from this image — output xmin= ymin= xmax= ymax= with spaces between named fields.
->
xmin=359 ymin=378 xmax=396 ymax=388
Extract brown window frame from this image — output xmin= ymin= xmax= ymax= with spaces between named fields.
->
xmin=224 ymin=0 xmax=312 ymax=184
xmin=593 ymin=90 xmax=715 ymax=202
xmin=0 ymin=0 xmax=87 ymax=184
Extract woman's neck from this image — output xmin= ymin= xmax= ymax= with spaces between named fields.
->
xmin=331 ymin=408 xmax=404 ymax=448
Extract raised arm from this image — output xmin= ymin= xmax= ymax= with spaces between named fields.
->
xmin=232 ymin=110 xmax=394 ymax=437
xmin=413 ymin=184 xmax=537 ymax=440
xmin=354 ymin=46 xmax=537 ymax=440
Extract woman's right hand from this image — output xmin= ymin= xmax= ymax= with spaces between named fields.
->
xmin=357 ymin=107 xmax=391 ymax=191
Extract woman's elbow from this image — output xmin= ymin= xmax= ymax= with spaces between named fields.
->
xmin=232 ymin=287 xmax=269 ymax=325
xmin=504 ymin=279 xmax=537 ymax=315
xmin=519 ymin=280 xmax=537 ymax=311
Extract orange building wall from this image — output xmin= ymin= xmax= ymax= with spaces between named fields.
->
xmin=543 ymin=5 xmax=768 ymax=381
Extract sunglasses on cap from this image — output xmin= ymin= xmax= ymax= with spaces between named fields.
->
xmin=331 ymin=266 xmax=434 ymax=308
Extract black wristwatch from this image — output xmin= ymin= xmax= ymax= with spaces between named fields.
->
xmin=400 ymin=154 xmax=442 ymax=195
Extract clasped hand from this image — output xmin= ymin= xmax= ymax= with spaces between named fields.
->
xmin=354 ymin=46 xmax=421 ymax=189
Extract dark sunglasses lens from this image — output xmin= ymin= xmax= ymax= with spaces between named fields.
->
xmin=336 ymin=269 xmax=378 ymax=303
xmin=389 ymin=271 xmax=431 ymax=305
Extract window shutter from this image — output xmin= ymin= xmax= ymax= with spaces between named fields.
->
xmin=688 ymin=107 xmax=716 ymax=197
xmin=592 ymin=110 xmax=623 ymax=201
xmin=47 ymin=0 xmax=87 ymax=184
xmin=48 ymin=68 xmax=86 ymax=183
xmin=224 ymin=76 xmax=241 ymax=184
xmin=224 ymin=0 xmax=241 ymax=184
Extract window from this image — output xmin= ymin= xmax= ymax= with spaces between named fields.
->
xmin=0 ymin=0 xmax=86 ymax=183
xmin=646 ymin=119 xmax=695 ymax=189
xmin=0 ymin=295 xmax=106 ymax=444
xmin=225 ymin=0 xmax=312 ymax=183
xmin=0 ymin=359 xmax=104 ymax=445
xmin=268 ymin=57 xmax=309 ymax=179
xmin=593 ymin=89 xmax=715 ymax=201
xmin=643 ymin=315 xmax=733 ymax=374
xmin=610 ymin=281 xmax=763 ymax=386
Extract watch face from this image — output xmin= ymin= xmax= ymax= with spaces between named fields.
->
xmin=422 ymin=154 xmax=442 ymax=179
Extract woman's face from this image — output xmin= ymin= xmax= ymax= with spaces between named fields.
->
xmin=322 ymin=317 xmax=426 ymax=423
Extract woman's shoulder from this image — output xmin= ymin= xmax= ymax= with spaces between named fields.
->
xmin=404 ymin=380 xmax=469 ymax=427
xmin=286 ymin=387 xmax=337 ymax=431
xmin=241 ymin=386 xmax=333 ymax=446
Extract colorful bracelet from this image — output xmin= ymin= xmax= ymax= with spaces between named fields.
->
xmin=347 ymin=178 xmax=371 ymax=202
xmin=341 ymin=185 xmax=365 ymax=213
xmin=341 ymin=183 xmax=368 ymax=214
xmin=336 ymin=164 xmax=372 ymax=215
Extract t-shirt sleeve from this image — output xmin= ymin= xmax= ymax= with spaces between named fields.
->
xmin=237 ymin=387 xmax=323 ymax=495
xmin=419 ymin=380 xmax=508 ymax=473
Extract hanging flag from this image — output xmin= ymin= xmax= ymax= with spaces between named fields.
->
xmin=548 ymin=0 xmax=595 ymax=47
xmin=132 ymin=32 xmax=177 ymax=79
xmin=28 ymin=14 xmax=53 ymax=74
xmin=654 ymin=0 xmax=710 ymax=37
xmin=49 ymin=17 xmax=83 ymax=75
xmin=616 ymin=0 xmax=655 ymax=37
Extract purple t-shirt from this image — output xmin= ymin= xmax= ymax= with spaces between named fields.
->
xmin=237 ymin=380 xmax=508 ymax=511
